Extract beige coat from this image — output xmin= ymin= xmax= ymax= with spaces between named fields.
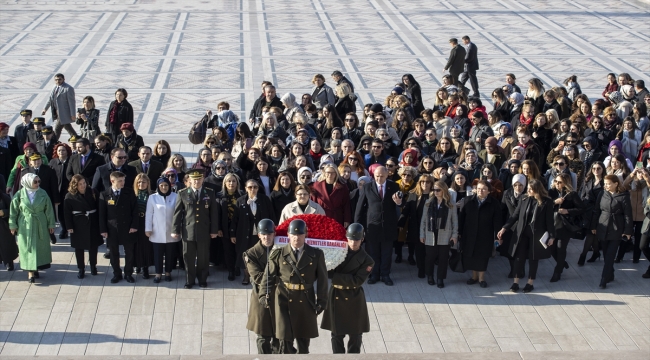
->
xmin=279 ymin=200 xmax=326 ymax=223
xmin=419 ymin=198 xmax=458 ymax=246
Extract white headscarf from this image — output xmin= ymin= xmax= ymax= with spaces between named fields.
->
xmin=21 ymin=173 xmax=39 ymax=191
xmin=512 ymin=174 xmax=527 ymax=197
xmin=297 ymin=166 xmax=313 ymax=185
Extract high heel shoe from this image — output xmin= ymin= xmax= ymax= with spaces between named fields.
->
xmin=587 ymin=252 xmax=601 ymax=262
xmin=564 ymin=261 xmax=569 ymax=269
xmin=509 ymin=283 xmax=519 ymax=292
xmin=427 ymin=275 xmax=435 ymax=285
xmin=550 ymin=272 xmax=561 ymax=282
xmin=28 ymin=277 xmax=35 ymax=283
xmin=599 ymin=278 xmax=607 ymax=289
xmin=522 ymin=284 xmax=534 ymax=293
xmin=577 ymin=254 xmax=586 ymax=266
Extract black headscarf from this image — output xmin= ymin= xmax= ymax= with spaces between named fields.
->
xmin=157 ymin=177 xmax=172 ymax=198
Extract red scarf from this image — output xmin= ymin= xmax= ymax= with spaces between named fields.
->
xmin=519 ymin=113 xmax=533 ymax=126
xmin=638 ymin=142 xmax=650 ymax=161
xmin=310 ymin=149 xmax=323 ymax=163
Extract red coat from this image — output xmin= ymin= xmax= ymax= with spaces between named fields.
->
xmin=310 ymin=180 xmax=351 ymax=226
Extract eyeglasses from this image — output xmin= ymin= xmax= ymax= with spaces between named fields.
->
xmin=433 ymin=188 xmax=442 ymax=192
xmin=554 ymin=162 xmax=566 ymax=166
xmin=345 ymin=118 xmax=355 ymax=122
xmin=402 ymin=174 xmax=412 ymax=178
xmin=116 ymin=156 xmax=128 ymax=160
xmin=206 ymin=141 xmax=215 ymax=145
xmin=246 ymin=186 xmax=259 ymax=189
xmin=348 ymin=157 xmax=358 ymax=161
xmin=296 ymin=192 xmax=309 ymax=196
xmin=216 ymin=167 xmax=225 ymax=170
xmin=371 ymin=146 xmax=382 ymax=149
xmin=33 ymin=180 xmax=41 ymax=184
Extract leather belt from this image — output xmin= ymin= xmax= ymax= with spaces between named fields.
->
xmin=72 ymin=210 xmax=97 ymax=216
xmin=333 ymin=285 xmax=356 ymax=290
xmin=283 ymin=282 xmax=313 ymax=291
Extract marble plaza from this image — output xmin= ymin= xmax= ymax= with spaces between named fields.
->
xmin=0 ymin=0 xmax=649 ymax=357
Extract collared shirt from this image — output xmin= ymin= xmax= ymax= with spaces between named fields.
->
xmin=191 ymin=187 xmax=202 ymax=200
xmin=376 ymin=181 xmax=386 ymax=198
xmin=142 ymin=161 xmax=150 ymax=172
xmin=291 ymin=245 xmax=305 ymax=260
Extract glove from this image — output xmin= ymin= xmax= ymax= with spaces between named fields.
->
xmin=50 ymin=233 xmax=57 ymax=245
xmin=259 ymin=295 xmax=270 ymax=308
xmin=315 ymin=305 xmax=324 ymax=316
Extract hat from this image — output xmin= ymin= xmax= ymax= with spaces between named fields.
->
xmin=120 ymin=123 xmax=135 ymax=132
xmin=258 ymin=219 xmax=276 ymax=235
xmin=29 ymin=153 xmax=42 ymax=161
xmin=0 ymin=122 xmax=8 ymax=132
xmin=68 ymin=135 xmax=78 ymax=142
xmin=288 ymin=219 xmax=307 ymax=235
xmin=346 ymin=223 xmax=364 ymax=241
xmin=370 ymin=103 xmax=383 ymax=113
xmin=331 ymin=70 xmax=343 ymax=77
xmin=187 ymin=169 xmax=204 ymax=179
xmin=33 ymin=117 xmax=45 ymax=125
xmin=23 ymin=142 xmax=37 ymax=151
xmin=41 ymin=126 xmax=53 ymax=135
xmin=20 ymin=109 xmax=32 ymax=116
xmin=392 ymin=87 xmax=404 ymax=95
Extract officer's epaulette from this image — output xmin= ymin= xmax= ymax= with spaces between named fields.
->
xmin=179 ymin=187 xmax=190 ymax=194
xmin=204 ymin=187 xmax=214 ymax=192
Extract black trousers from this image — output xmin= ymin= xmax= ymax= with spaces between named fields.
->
xmin=176 ymin=241 xmax=185 ymax=269
xmin=425 ymin=244 xmax=449 ymax=279
xmin=513 ymin=231 xmax=539 ymax=280
xmin=183 ymin=239 xmax=210 ymax=284
xmin=256 ymin=335 xmax=279 ymax=354
xmin=108 ymin=242 xmax=135 ymax=277
xmin=642 ymin=234 xmax=650 ymax=273
xmin=449 ymin=71 xmax=461 ymax=87
xmin=152 ymin=242 xmax=177 ymax=275
xmin=394 ymin=241 xmax=415 ymax=258
xmin=75 ymin=245 xmax=98 ymax=270
xmin=367 ymin=240 xmax=392 ymax=278
xmin=617 ymin=221 xmax=642 ymax=261
xmin=550 ymin=233 xmax=570 ymax=274
xmin=460 ymin=69 xmax=479 ymax=96
xmin=56 ymin=203 xmax=66 ymax=231
xmin=209 ymin=237 xmax=222 ymax=265
xmin=581 ymin=233 xmax=600 ymax=257
xmin=415 ymin=241 xmax=426 ymax=273
xmin=601 ymin=240 xmax=621 ymax=280
xmin=221 ymin=236 xmax=236 ymax=273
xmin=331 ymin=334 xmax=362 ymax=354
xmin=280 ymin=338 xmax=310 ymax=354
xmin=54 ymin=121 xmax=78 ymax=139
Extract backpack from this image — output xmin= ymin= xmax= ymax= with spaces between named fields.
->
xmin=223 ymin=121 xmax=237 ymax=140
xmin=188 ymin=117 xmax=207 ymax=145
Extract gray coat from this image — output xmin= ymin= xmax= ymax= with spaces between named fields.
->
xmin=44 ymin=82 xmax=76 ymax=125
xmin=311 ymin=84 xmax=336 ymax=110
xmin=641 ymin=201 xmax=650 ymax=234
xmin=419 ymin=199 xmax=458 ymax=246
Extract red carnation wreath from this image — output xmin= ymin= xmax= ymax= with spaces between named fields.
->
xmin=275 ymin=214 xmax=348 ymax=270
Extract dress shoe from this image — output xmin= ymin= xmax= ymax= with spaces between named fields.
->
xmin=242 ymin=275 xmax=250 ymax=285
xmin=614 ymin=257 xmax=622 ymax=264
xmin=642 ymin=270 xmax=650 ymax=279
xmin=395 ymin=254 xmax=402 ymax=263
xmin=90 ymin=266 xmax=98 ymax=276
xmin=6 ymin=262 xmax=14 ymax=271
xmin=577 ymin=254 xmax=586 ymax=266
xmin=550 ymin=273 xmax=561 ymax=282
xmin=135 ymin=267 xmax=142 ymax=274
xmin=427 ymin=275 xmax=435 ymax=285
xmin=522 ymin=284 xmax=534 ymax=293
xmin=417 ymin=269 xmax=425 ymax=278
xmin=382 ymin=275 xmax=394 ymax=286
xmin=165 ymin=275 xmax=172 ymax=282
xmin=408 ymin=256 xmax=416 ymax=266
xmin=228 ymin=271 xmax=235 ymax=281
xmin=110 ymin=275 xmax=123 ymax=283
xmin=633 ymin=259 xmax=639 ymax=264
xmin=142 ymin=268 xmax=150 ymax=279
xmin=564 ymin=261 xmax=569 ymax=269
xmin=59 ymin=229 xmax=68 ymax=239
xmin=599 ymin=278 xmax=607 ymax=289
xmin=199 ymin=282 xmax=207 ymax=288
xmin=125 ymin=275 xmax=135 ymax=283
xmin=437 ymin=279 xmax=445 ymax=288
xmin=510 ymin=283 xmax=519 ymax=292
xmin=28 ymin=277 xmax=35 ymax=283
xmin=367 ymin=277 xmax=378 ymax=284
xmin=479 ymin=281 xmax=488 ymax=288
xmin=184 ymin=283 xmax=194 ymax=289
xmin=153 ymin=276 xmax=161 ymax=284
xmin=103 ymin=250 xmax=111 ymax=259
xmin=587 ymin=252 xmax=600 ymax=262
xmin=235 ymin=267 xmax=241 ymax=276
xmin=34 ymin=271 xmax=40 ymax=279
xmin=77 ymin=270 xmax=85 ymax=279
xmin=466 ymin=278 xmax=478 ymax=285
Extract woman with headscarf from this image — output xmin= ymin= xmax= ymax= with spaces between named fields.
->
xmin=281 ymin=92 xmax=305 ymax=126
xmin=133 ymin=173 xmax=154 ymax=279
xmin=296 ymin=166 xmax=314 ymax=186
xmin=399 ymin=148 xmax=419 ymax=168
xmin=9 ymin=173 xmax=56 ymax=282
xmin=500 ymin=174 xmax=527 ymax=277
xmin=459 ymin=149 xmax=483 ymax=182
xmin=145 ymin=177 xmax=179 ymax=283
xmin=64 ymin=174 xmax=103 ymax=279
xmin=0 ymin=188 xmax=18 ymax=271
xmin=603 ymin=139 xmax=634 ymax=170
xmin=204 ymin=160 xmax=227 ymax=194
xmin=497 ymin=123 xmax=515 ymax=157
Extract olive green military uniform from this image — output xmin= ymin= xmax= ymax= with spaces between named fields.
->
xmin=172 ymin=186 xmax=219 ymax=286
xmin=260 ymin=243 xmax=328 ymax=354
xmin=321 ymin=246 xmax=374 ymax=353
xmin=243 ymin=240 xmax=278 ymax=354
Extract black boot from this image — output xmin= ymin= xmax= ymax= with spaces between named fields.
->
xmin=90 ymin=265 xmax=98 ymax=276
xmin=6 ymin=262 xmax=14 ymax=271
xmin=642 ymin=268 xmax=650 ymax=279
xmin=550 ymin=272 xmax=561 ymax=282
xmin=578 ymin=254 xmax=586 ymax=266
xmin=587 ymin=252 xmax=601 ymax=262
xmin=142 ymin=267 xmax=150 ymax=279
xmin=227 ymin=271 xmax=235 ymax=281
xmin=599 ymin=278 xmax=607 ymax=289
xmin=77 ymin=269 xmax=85 ymax=279
xmin=427 ymin=275 xmax=435 ymax=285
xmin=59 ymin=229 xmax=68 ymax=239
xmin=417 ymin=269 xmax=425 ymax=279
xmin=395 ymin=253 xmax=402 ymax=263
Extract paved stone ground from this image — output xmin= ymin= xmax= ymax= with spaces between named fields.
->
xmin=1 ymin=0 xmax=650 ymax=356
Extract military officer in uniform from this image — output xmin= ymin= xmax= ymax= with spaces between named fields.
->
xmin=36 ymin=127 xmax=58 ymax=161
xmin=244 ymin=218 xmax=279 ymax=354
xmin=171 ymin=169 xmax=219 ymax=289
xmin=260 ymin=219 xmax=328 ymax=354
xmin=26 ymin=117 xmax=50 ymax=144
xmin=321 ymin=223 xmax=374 ymax=353
xmin=14 ymin=109 xmax=34 ymax=153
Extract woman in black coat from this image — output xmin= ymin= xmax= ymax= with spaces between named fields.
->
xmin=579 ymin=162 xmax=605 ymax=264
xmin=403 ymin=74 xmax=424 ymax=115
xmin=218 ymin=173 xmax=245 ymax=281
xmin=0 ymin=191 xmax=18 ymax=271
xmin=458 ymin=180 xmax=503 ymax=287
xmin=548 ymin=172 xmax=584 ymax=282
xmin=64 ymin=175 xmax=104 ymax=278
xmin=500 ymin=174 xmax=527 ymax=278
xmin=105 ymin=88 xmax=134 ymax=143
xmin=498 ymin=179 xmax=555 ymax=293
xmin=398 ymin=174 xmax=433 ymax=278
xmin=269 ymin=172 xmax=296 ymax=224
xmin=231 ymin=179 xmax=274 ymax=285
xmin=115 ymin=124 xmax=144 ymax=162
xmin=591 ymin=174 xmax=633 ymax=289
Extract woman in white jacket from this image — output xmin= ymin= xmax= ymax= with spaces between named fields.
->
xmin=145 ymin=177 xmax=179 ymax=283
xmin=279 ymin=184 xmax=325 ymax=223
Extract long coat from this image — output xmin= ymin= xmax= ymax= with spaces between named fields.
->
xmin=244 ymin=241 xmax=276 ymax=337
xmin=98 ymin=189 xmax=139 ymax=246
xmin=0 ymin=193 xmax=19 ymax=265
xmin=63 ymin=190 xmax=104 ymax=250
xmin=105 ymin=100 xmax=134 ymax=141
xmin=591 ymin=191 xmax=633 ymax=241
xmin=398 ymin=193 xmax=429 ymax=244
xmin=354 ymin=180 xmax=400 ymax=243
xmin=231 ymin=194 xmax=274 ymax=268
xmin=19 ymin=166 xmax=60 ymax=205
xmin=9 ymin=188 xmax=55 ymax=270
xmin=310 ymin=180 xmax=351 ymax=226
xmin=0 ymin=136 xmax=20 ymax=180
xmin=172 ymin=187 xmax=220 ymax=241
xmin=261 ymin=244 xmax=328 ymax=340
xmin=270 ymin=190 xmax=295 ymax=224
xmin=66 ymin=151 xmax=106 ymax=185
xmin=445 ymin=44 xmax=466 ymax=75
xmin=49 ymin=158 xmax=70 ymax=206
xmin=502 ymin=196 xmax=554 ymax=260
xmin=44 ymin=82 xmax=76 ymax=124
xmin=145 ymin=192 xmax=179 ymax=244
xmin=419 ymin=199 xmax=458 ymax=246
xmin=311 ymin=84 xmax=336 ymax=109
xmin=321 ymin=247 xmax=374 ymax=335
xmin=458 ymin=195 xmax=502 ymax=271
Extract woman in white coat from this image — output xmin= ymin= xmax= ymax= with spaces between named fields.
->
xmin=279 ymin=184 xmax=325 ymax=223
xmin=145 ymin=177 xmax=179 ymax=283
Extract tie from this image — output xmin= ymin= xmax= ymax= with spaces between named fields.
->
xmin=55 ymin=86 xmax=60 ymax=96
xmin=35 ymin=168 xmax=39 ymax=175
xmin=294 ymin=249 xmax=299 ymax=260
xmin=114 ymin=190 xmax=120 ymax=197
xmin=143 ymin=163 xmax=148 ymax=173
xmin=81 ymin=155 xmax=86 ymax=167
xmin=379 ymin=184 xmax=383 ymax=200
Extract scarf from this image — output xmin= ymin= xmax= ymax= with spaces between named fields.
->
xmin=519 ymin=113 xmax=533 ymax=126
xmin=21 ymin=172 xmax=38 ymax=191
xmin=310 ymin=149 xmax=323 ymax=163
xmin=281 ymin=186 xmax=292 ymax=196
xmin=639 ymin=142 xmax=650 ymax=161
xmin=226 ymin=191 xmax=238 ymax=220
xmin=0 ymin=135 xmax=9 ymax=148
xmin=427 ymin=197 xmax=448 ymax=232
xmin=137 ymin=190 xmax=149 ymax=213
xmin=604 ymin=116 xmax=618 ymax=130
xmin=156 ymin=177 xmax=172 ymax=198
xmin=109 ymin=101 xmax=121 ymax=124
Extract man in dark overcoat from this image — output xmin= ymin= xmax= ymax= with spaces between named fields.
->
xmin=260 ymin=219 xmax=328 ymax=354
xmin=98 ymin=171 xmax=139 ymax=283
xmin=243 ymin=219 xmax=278 ymax=354
xmin=66 ymin=138 xmax=106 ymax=185
xmin=321 ymin=223 xmax=374 ymax=354
xmin=444 ymin=38 xmax=466 ymax=87
xmin=171 ymin=169 xmax=220 ymax=289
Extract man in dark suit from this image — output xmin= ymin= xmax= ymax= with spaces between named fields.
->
xmin=66 ymin=138 xmax=105 ymax=185
xmin=172 ymin=169 xmax=220 ymax=289
xmin=36 ymin=126 xmax=58 ymax=161
xmin=354 ymin=166 xmax=403 ymax=286
xmin=444 ymin=38 xmax=466 ymax=87
xmin=0 ymin=122 xmax=20 ymax=181
xmin=98 ymin=171 xmax=139 ymax=283
xmin=92 ymin=148 xmax=137 ymax=193
xmin=128 ymin=146 xmax=164 ymax=183
xmin=460 ymin=35 xmax=480 ymax=98
xmin=13 ymin=109 xmax=33 ymax=153
xmin=20 ymin=154 xmax=60 ymax=207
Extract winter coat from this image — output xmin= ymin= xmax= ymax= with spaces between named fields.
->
xmin=9 ymin=188 xmax=55 ymax=270
xmin=63 ymin=189 xmax=104 ymax=250
xmin=145 ymin=192 xmax=179 ymax=244
xmin=279 ymin=200 xmax=325 ymax=224
xmin=591 ymin=191 xmax=633 ymax=241
xmin=419 ymin=198 xmax=458 ymax=246
xmin=502 ymin=196 xmax=554 ymax=260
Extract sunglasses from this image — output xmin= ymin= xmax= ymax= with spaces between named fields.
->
xmin=166 ymin=174 xmax=176 ymax=178
xmin=216 ymin=167 xmax=225 ymax=170
xmin=407 ymin=142 xmax=417 ymax=146
xmin=554 ymin=162 xmax=566 ymax=166
xmin=386 ymin=163 xmax=396 ymax=167
xmin=371 ymin=146 xmax=382 ymax=149
xmin=33 ymin=180 xmax=41 ymax=184
xmin=116 ymin=156 xmax=128 ymax=160
xmin=300 ymin=175 xmax=311 ymax=179
xmin=345 ymin=118 xmax=355 ymax=122
xmin=433 ymin=188 xmax=442 ymax=192
xmin=348 ymin=157 xmax=358 ymax=161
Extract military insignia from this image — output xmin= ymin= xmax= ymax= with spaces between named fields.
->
xmin=205 ymin=204 xmax=209 ymax=208
xmin=108 ymin=200 xmax=115 ymax=205
xmin=366 ymin=266 xmax=373 ymax=272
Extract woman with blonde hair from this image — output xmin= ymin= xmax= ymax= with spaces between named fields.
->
xmin=433 ymin=88 xmax=448 ymax=112
xmin=545 ymin=108 xmax=560 ymax=129
xmin=133 ymin=173 xmax=154 ymax=279
xmin=311 ymin=163 xmax=351 ymax=226
xmin=525 ymin=78 xmax=546 ymax=116
xmin=334 ymin=82 xmax=356 ymax=120
xmin=203 ymin=134 xmax=219 ymax=149
xmin=259 ymin=112 xmax=288 ymax=141
xmin=419 ymin=180 xmax=457 ymax=287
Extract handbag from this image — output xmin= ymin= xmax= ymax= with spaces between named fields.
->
xmin=448 ymin=250 xmax=465 ymax=273
xmin=554 ymin=212 xmax=583 ymax=238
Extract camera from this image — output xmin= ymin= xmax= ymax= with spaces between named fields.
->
xmin=396 ymin=191 xmax=403 ymax=199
